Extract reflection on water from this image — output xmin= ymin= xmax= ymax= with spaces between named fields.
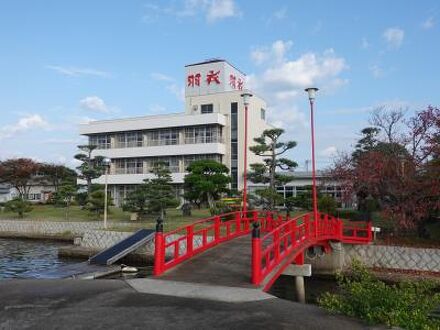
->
xmin=0 ymin=238 xmax=75 ymax=279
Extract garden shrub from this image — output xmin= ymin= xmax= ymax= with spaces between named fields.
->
xmin=4 ymin=197 xmax=33 ymax=218
xmin=318 ymin=260 xmax=440 ymax=330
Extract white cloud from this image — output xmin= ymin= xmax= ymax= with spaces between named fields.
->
xmin=46 ymin=65 xmax=110 ymax=78
xmin=150 ymin=73 xmax=184 ymax=102
xmin=249 ymin=46 xmax=347 ymax=98
xmin=369 ymin=64 xmax=384 ymax=78
xmin=79 ymin=96 xmax=109 ymax=113
xmin=320 ymin=146 xmax=337 ymax=157
xmin=77 ymin=116 xmax=96 ymax=124
xmin=251 ymin=40 xmax=293 ymax=65
xmin=0 ymin=114 xmax=49 ymax=140
xmin=421 ymin=16 xmax=435 ymax=30
xmin=143 ymin=0 xmax=239 ymax=23
xmin=150 ymin=72 xmax=175 ymax=82
xmin=166 ymin=84 xmax=185 ymax=102
xmin=207 ymin=0 xmax=239 ymax=22
xmin=247 ymin=40 xmax=348 ymax=151
xmin=383 ymin=27 xmax=404 ymax=49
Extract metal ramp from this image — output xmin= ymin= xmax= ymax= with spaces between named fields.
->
xmin=89 ymin=229 xmax=155 ymax=265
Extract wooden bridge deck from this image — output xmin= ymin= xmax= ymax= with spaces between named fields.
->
xmin=159 ymin=235 xmax=255 ymax=288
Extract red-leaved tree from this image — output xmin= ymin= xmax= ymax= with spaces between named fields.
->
xmin=330 ymin=106 xmax=439 ymax=231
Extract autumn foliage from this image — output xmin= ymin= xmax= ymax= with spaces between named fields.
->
xmin=330 ymin=106 xmax=440 ymax=231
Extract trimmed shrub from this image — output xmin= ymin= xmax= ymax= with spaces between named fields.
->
xmin=319 ymin=260 xmax=440 ymax=330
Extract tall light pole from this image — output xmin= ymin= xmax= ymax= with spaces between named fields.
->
xmin=305 ymin=87 xmax=319 ymax=237
xmin=241 ymin=91 xmax=253 ymax=217
xmin=102 ymin=157 xmax=111 ymax=229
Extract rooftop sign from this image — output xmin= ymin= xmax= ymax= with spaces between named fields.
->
xmin=185 ymin=60 xmax=245 ymax=97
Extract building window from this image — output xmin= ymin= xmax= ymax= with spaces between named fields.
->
xmin=114 ymin=158 xmax=143 ymax=174
xmin=184 ymin=125 xmax=222 ymax=144
xmin=116 ymin=132 xmax=143 ymax=148
xmin=90 ymin=134 xmax=111 ymax=149
xmin=26 ymin=193 xmax=41 ymax=201
xmin=261 ymin=108 xmax=266 ymax=120
xmin=148 ymin=129 xmax=179 ymax=146
xmin=201 ymin=104 xmax=213 ymax=114
xmin=230 ymin=102 xmax=238 ymax=189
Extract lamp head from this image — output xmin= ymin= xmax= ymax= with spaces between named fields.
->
xmin=305 ymin=87 xmax=319 ymax=101
xmin=102 ymin=158 xmax=111 ymax=167
xmin=240 ymin=90 xmax=253 ymax=106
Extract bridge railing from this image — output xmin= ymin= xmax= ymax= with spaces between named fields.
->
xmin=153 ymin=210 xmax=285 ymax=276
xmin=251 ymin=212 xmax=372 ymax=287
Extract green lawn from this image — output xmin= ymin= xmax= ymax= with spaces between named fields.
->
xmin=0 ymin=204 xmax=212 ymax=232
xmin=0 ymin=204 xmax=308 ymax=232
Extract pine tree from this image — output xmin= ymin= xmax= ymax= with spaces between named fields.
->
xmin=74 ymin=145 xmax=105 ymax=197
xmin=248 ymin=128 xmax=298 ymax=210
xmin=145 ymin=162 xmax=178 ymax=220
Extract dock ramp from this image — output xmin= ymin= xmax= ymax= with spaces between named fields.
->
xmin=89 ymin=229 xmax=155 ymax=265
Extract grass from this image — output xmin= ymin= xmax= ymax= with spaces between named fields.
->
xmin=0 ymin=204 xmax=130 ymax=222
xmin=0 ymin=204 xmax=212 ymax=232
xmin=0 ymin=204 xmax=308 ymax=233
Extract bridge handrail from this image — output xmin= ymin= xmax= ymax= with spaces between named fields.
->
xmin=252 ymin=212 xmax=372 ymax=288
xmin=154 ymin=209 xmax=286 ymax=276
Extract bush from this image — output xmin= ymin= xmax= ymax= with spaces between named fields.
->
xmin=85 ymin=190 xmax=112 ymax=216
xmin=4 ymin=197 xmax=33 ymax=218
xmin=210 ymin=201 xmax=232 ymax=215
xmin=318 ymin=260 xmax=440 ymax=329
xmin=336 ymin=209 xmax=363 ymax=221
xmin=318 ymin=195 xmax=337 ymax=215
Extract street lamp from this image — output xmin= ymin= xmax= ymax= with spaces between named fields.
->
xmin=102 ymin=157 xmax=111 ymax=229
xmin=305 ymin=87 xmax=319 ymax=237
xmin=241 ymin=91 xmax=253 ymax=217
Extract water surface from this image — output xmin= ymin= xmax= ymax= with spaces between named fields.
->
xmin=0 ymin=238 xmax=75 ymax=279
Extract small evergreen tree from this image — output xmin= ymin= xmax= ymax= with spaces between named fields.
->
xmin=144 ymin=163 xmax=178 ymax=220
xmin=122 ymin=185 xmax=149 ymax=219
xmin=184 ymin=160 xmax=230 ymax=209
xmin=5 ymin=197 xmax=33 ymax=218
xmin=85 ymin=186 xmax=112 ymax=216
xmin=52 ymin=183 xmax=77 ymax=219
xmin=248 ymin=128 xmax=298 ymax=210
xmin=74 ymin=145 xmax=105 ymax=197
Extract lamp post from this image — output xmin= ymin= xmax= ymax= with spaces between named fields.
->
xmin=102 ymin=157 xmax=111 ymax=229
xmin=305 ymin=87 xmax=319 ymax=237
xmin=241 ymin=91 xmax=253 ymax=217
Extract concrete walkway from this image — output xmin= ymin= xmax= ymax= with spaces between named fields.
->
xmin=160 ymin=235 xmax=254 ymax=288
xmin=0 ymin=279 xmax=377 ymax=329
xmin=127 ymin=278 xmax=274 ymax=302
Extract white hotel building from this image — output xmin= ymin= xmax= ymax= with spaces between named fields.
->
xmin=79 ymin=59 xmax=271 ymax=206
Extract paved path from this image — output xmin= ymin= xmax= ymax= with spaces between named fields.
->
xmin=0 ymin=279 xmax=378 ymax=329
xmin=160 ymin=235 xmax=254 ymax=288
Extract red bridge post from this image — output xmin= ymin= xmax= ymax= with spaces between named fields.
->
xmin=235 ymin=211 xmax=241 ymax=234
xmin=153 ymin=217 xmax=164 ymax=276
xmin=251 ymin=222 xmax=262 ymax=285
xmin=295 ymin=251 xmax=304 ymax=265
xmin=214 ymin=216 xmax=221 ymax=241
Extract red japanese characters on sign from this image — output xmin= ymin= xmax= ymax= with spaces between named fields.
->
xmin=229 ymin=74 xmax=236 ymax=89
xmin=187 ymin=69 xmax=244 ymax=90
xmin=229 ymin=74 xmax=243 ymax=90
xmin=237 ymin=77 xmax=243 ymax=91
xmin=206 ymin=70 xmax=220 ymax=85
xmin=187 ymin=73 xmax=201 ymax=87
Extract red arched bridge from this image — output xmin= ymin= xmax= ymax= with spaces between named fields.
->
xmin=153 ymin=211 xmax=372 ymax=291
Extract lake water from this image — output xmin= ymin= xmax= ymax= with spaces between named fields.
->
xmin=0 ymin=238 xmax=75 ymax=279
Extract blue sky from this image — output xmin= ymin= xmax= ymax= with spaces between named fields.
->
xmin=0 ymin=0 xmax=439 ymax=169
